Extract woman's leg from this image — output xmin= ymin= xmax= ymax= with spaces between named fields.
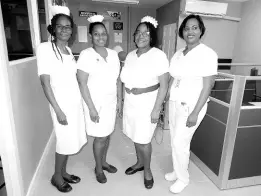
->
xmin=53 ymin=153 xmax=68 ymax=183
xmin=93 ymin=136 xmax=108 ymax=173
xmin=60 ymin=155 xmax=81 ymax=184
xmin=100 ymin=135 xmax=117 ymax=173
xmin=170 ymin=103 xmax=207 ymax=193
xmin=133 ymin=142 xmax=144 ymax=168
xmin=51 ymin=153 xmax=72 ymax=192
xmin=102 ymin=136 xmax=110 ymax=167
xmin=62 ymin=155 xmax=70 ymax=178
xmin=125 ymin=142 xmax=144 ymax=175
xmin=165 ymin=101 xmax=178 ymax=181
xmin=137 ymin=143 xmax=153 ymax=180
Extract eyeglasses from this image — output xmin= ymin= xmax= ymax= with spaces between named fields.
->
xmin=56 ymin=24 xmax=72 ymax=32
xmin=92 ymin=32 xmax=108 ymax=37
xmin=183 ymin=26 xmax=199 ymax=32
xmin=134 ymin=31 xmax=150 ymax=37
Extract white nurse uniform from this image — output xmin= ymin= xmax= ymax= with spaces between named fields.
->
xmin=120 ymin=47 xmax=169 ymax=144
xmin=168 ymin=43 xmax=218 ymax=184
xmin=36 ymin=42 xmax=87 ymax=155
xmin=77 ymin=48 xmax=120 ymax=137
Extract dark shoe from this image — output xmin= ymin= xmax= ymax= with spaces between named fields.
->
xmin=63 ymin=175 xmax=81 ymax=184
xmin=94 ymin=168 xmax=107 ymax=184
xmin=144 ymin=177 xmax=154 ymax=189
xmin=102 ymin=164 xmax=117 ymax=173
xmin=51 ymin=178 xmax=72 ymax=193
xmin=125 ymin=166 xmax=144 ymax=175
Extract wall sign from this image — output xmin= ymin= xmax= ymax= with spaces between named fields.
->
xmin=79 ymin=11 xmax=97 ymax=18
xmin=78 ymin=26 xmax=88 ymax=43
xmin=113 ymin=22 xmax=123 ymax=31
xmin=114 ymin=33 xmax=122 ymax=43
xmin=107 ymin=11 xmax=121 ymax=20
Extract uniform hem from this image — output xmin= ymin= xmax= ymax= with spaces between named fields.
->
xmin=123 ymin=131 xmax=153 ymax=144
xmin=87 ymin=130 xmax=114 ymax=138
xmin=56 ymin=141 xmax=87 ymax=155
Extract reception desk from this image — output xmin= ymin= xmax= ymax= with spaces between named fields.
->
xmin=190 ymin=72 xmax=261 ymax=189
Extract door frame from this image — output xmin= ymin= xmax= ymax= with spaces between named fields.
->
xmin=0 ymin=5 xmax=24 ymax=196
xmin=0 ymin=0 xmax=44 ymax=195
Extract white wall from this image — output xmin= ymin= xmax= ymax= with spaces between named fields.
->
xmin=177 ymin=1 xmax=242 ymax=59
xmin=7 ymin=60 xmax=53 ymax=194
xmin=68 ymin=1 xmax=129 ymax=54
xmin=231 ymin=0 xmax=261 ymax=75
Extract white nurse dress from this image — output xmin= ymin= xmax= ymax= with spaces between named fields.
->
xmin=120 ymin=47 xmax=169 ymax=144
xmin=77 ymin=47 xmax=120 ymax=137
xmin=36 ymin=42 xmax=87 ymax=155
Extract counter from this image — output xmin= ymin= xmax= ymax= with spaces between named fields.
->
xmin=190 ymin=72 xmax=261 ymax=189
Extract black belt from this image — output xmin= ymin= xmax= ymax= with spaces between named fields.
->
xmin=125 ymin=83 xmax=160 ymax=95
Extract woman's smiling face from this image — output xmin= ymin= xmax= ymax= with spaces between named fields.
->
xmin=183 ymin=18 xmax=202 ymax=45
xmin=91 ymin=24 xmax=108 ymax=47
xmin=134 ymin=23 xmax=151 ymax=49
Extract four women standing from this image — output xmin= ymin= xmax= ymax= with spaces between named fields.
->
xmin=37 ymin=6 xmax=216 ymax=193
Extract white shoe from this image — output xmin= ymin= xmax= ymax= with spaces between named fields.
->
xmin=170 ymin=180 xmax=188 ymax=194
xmin=165 ymin=172 xmax=177 ymax=181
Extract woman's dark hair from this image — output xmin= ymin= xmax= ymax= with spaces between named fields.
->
xmin=47 ymin=13 xmax=74 ymax=62
xmin=134 ymin=22 xmax=157 ymax=48
xmin=178 ymin=14 xmax=206 ymax=39
xmin=89 ymin=22 xmax=106 ymax=34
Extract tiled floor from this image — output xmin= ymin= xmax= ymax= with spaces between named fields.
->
xmin=31 ymin=122 xmax=261 ymax=196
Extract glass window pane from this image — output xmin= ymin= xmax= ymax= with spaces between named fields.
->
xmin=38 ymin=0 xmax=48 ymax=42
xmin=1 ymin=0 xmax=34 ymax=61
xmin=211 ymin=74 xmax=234 ymax=104
xmin=242 ymin=80 xmax=261 ymax=106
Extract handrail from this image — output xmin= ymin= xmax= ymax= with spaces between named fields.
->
xmin=217 ymin=72 xmax=235 ymax=79
xmin=218 ymin=63 xmax=261 ymax=66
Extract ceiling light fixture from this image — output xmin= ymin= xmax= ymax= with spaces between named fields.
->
xmin=92 ymin=0 xmax=139 ymax=5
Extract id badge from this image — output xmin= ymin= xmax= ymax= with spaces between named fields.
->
xmin=181 ymin=102 xmax=190 ymax=116
xmin=174 ymin=78 xmax=181 ymax=88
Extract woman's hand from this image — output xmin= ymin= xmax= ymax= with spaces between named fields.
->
xmin=56 ymin=110 xmax=68 ymax=125
xmin=151 ymin=108 xmax=161 ymax=124
xmin=116 ymin=101 xmax=123 ymax=118
xmin=90 ymin=108 xmax=99 ymax=123
xmin=186 ymin=111 xmax=198 ymax=128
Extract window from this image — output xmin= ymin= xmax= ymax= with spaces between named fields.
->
xmin=1 ymin=0 xmax=34 ymax=61
xmin=38 ymin=0 xmax=48 ymax=42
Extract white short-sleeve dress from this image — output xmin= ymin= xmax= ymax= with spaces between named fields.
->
xmin=77 ymin=47 xmax=120 ymax=137
xmin=120 ymin=47 xmax=169 ymax=144
xmin=36 ymin=42 xmax=87 ymax=155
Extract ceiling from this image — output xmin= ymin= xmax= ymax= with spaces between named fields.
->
xmin=73 ymin=0 xmax=252 ymax=9
xmin=73 ymin=0 xmax=175 ymax=8
xmin=129 ymin=0 xmax=174 ymax=8
xmin=1 ymin=0 xmax=252 ymax=9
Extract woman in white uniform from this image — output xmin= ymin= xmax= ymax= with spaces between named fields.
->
xmin=120 ymin=16 xmax=169 ymax=189
xmin=37 ymin=7 xmax=87 ymax=193
xmin=77 ymin=15 xmax=122 ymax=184
xmin=165 ymin=14 xmax=218 ymax=193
